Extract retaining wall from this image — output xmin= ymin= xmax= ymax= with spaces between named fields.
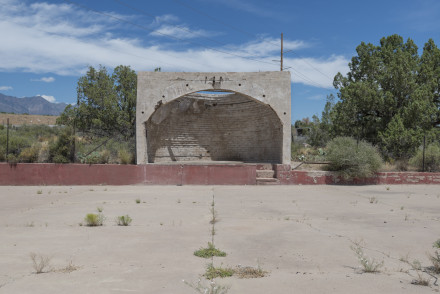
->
xmin=0 ymin=163 xmax=256 ymax=186
xmin=1 ymin=163 xmax=440 ymax=185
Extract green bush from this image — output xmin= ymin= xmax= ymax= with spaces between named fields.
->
xmin=326 ymin=137 xmax=383 ymax=179
xmin=49 ymin=128 xmax=74 ymax=163
xmin=18 ymin=145 xmax=40 ymax=163
xmin=84 ymin=213 xmax=104 ymax=226
xmin=116 ymin=215 xmax=132 ymax=226
xmin=409 ymin=143 xmax=440 ymax=172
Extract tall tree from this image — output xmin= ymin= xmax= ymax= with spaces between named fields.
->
xmin=58 ymin=65 xmax=137 ymax=138
xmin=332 ymin=35 xmax=440 ymax=158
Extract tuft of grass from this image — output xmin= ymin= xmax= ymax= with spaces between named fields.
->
xmin=135 ymin=198 xmax=141 ymax=204
xmin=369 ymin=197 xmax=377 ymax=204
xmin=116 ymin=215 xmax=132 ymax=226
xmin=84 ymin=213 xmax=104 ymax=226
xmin=194 ymin=242 xmax=226 ymax=258
xmin=37 ymin=190 xmax=42 ymax=195
xmin=210 ymin=207 xmax=218 ymax=224
xmin=96 ymin=206 xmax=103 ymax=213
xmin=56 ymin=260 xmax=80 ymax=273
xmin=30 ymin=252 xmax=51 ymax=274
xmin=234 ymin=265 xmax=267 ymax=279
xmin=350 ymin=242 xmax=383 ymax=273
xmin=433 ymin=239 xmax=440 ymax=249
xmin=205 ymin=264 xmax=235 ymax=279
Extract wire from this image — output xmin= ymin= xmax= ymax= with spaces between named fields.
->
xmin=171 ymin=0 xmax=335 ymax=84
xmin=62 ymin=0 xmax=281 ymax=68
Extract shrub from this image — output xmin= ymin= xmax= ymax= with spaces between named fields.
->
xmin=118 ymin=148 xmax=133 ymax=164
xmin=18 ymin=144 xmax=40 ymax=163
xmin=30 ymin=252 xmax=51 ymax=274
xmin=49 ymin=128 xmax=74 ymax=163
xmin=84 ymin=213 xmax=104 ymax=226
xmin=194 ymin=242 xmax=226 ymax=258
xmin=116 ymin=215 xmax=132 ymax=226
xmin=409 ymin=143 xmax=440 ymax=172
xmin=326 ymin=137 xmax=383 ymax=179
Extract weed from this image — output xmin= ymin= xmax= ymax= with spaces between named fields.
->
xmin=30 ymin=253 xmax=51 ymax=274
xmin=177 ymin=199 xmax=181 ymax=204
xmin=194 ymin=243 xmax=226 ymax=259
xmin=433 ymin=239 xmax=440 ymax=249
xmin=84 ymin=213 xmax=104 ymax=226
xmin=386 ymin=186 xmax=390 ymax=191
xmin=350 ymin=242 xmax=383 ymax=273
xmin=116 ymin=215 xmax=132 ymax=226
xmin=37 ymin=190 xmax=42 ymax=195
xmin=210 ymin=207 xmax=218 ymax=224
xmin=428 ymin=251 xmax=440 ymax=274
xmin=96 ymin=207 xmax=103 ymax=213
xmin=205 ymin=264 xmax=234 ymax=279
xmin=235 ymin=264 xmax=267 ymax=279
xmin=57 ymin=260 xmax=80 ymax=273
xmin=369 ymin=197 xmax=376 ymax=204
xmin=135 ymin=198 xmax=141 ymax=204
xmin=160 ymin=222 xmax=163 ymax=226
xmin=25 ymin=221 xmax=35 ymax=227
xmin=183 ymin=278 xmax=230 ymax=294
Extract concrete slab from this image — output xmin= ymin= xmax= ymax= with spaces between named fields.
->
xmin=0 ymin=185 xmax=439 ymax=293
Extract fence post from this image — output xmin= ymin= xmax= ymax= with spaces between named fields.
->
xmin=6 ymin=118 xmax=9 ymax=158
xmin=422 ymin=135 xmax=426 ymax=172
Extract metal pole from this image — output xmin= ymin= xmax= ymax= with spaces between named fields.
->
xmin=280 ymin=33 xmax=283 ymax=71
xmin=422 ymin=135 xmax=426 ymax=172
xmin=6 ymin=118 xmax=9 ymax=158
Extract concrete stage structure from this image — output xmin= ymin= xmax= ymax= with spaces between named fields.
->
xmin=136 ymin=72 xmax=291 ymax=165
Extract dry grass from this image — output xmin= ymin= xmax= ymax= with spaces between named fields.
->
xmin=234 ymin=265 xmax=267 ymax=279
xmin=0 ymin=113 xmax=58 ymax=125
xmin=30 ymin=252 xmax=52 ymax=274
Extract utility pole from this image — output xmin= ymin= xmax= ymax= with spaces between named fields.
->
xmin=280 ymin=33 xmax=283 ymax=71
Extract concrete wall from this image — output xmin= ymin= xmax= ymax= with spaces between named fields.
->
xmin=0 ymin=163 xmax=256 ymax=185
xmin=146 ymin=93 xmax=282 ymax=163
xmin=136 ymin=72 xmax=291 ymax=164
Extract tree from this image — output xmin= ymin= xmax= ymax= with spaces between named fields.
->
xmin=332 ymin=35 xmax=440 ymax=158
xmin=57 ymin=65 xmax=137 ymax=138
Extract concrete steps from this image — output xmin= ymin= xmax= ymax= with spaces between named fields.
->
xmin=256 ymin=164 xmax=280 ymax=185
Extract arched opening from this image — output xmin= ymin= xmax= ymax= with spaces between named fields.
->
xmin=145 ymin=90 xmax=283 ymax=163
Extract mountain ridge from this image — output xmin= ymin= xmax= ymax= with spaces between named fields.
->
xmin=0 ymin=93 xmax=68 ymax=116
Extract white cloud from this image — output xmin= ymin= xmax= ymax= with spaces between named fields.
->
xmin=151 ymin=25 xmax=212 ymax=39
xmin=38 ymin=94 xmax=56 ymax=103
xmin=31 ymin=76 xmax=55 ymax=83
xmin=0 ymin=0 xmax=349 ymax=89
xmin=0 ymin=86 xmax=13 ymax=91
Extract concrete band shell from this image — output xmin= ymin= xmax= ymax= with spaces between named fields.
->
xmin=136 ymin=71 xmax=291 ymax=164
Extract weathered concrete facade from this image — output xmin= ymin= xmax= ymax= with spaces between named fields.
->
xmin=136 ymin=72 xmax=291 ymax=164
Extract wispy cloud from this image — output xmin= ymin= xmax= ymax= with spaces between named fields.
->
xmin=150 ymin=25 xmax=212 ymax=39
xmin=31 ymin=76 xmax=55 ymax=83
xmin=38 ymin=94 xmax=56 ymax=103
xmin=0 ymin=86 xmax=13 ymax=91
xmin=0 ymin=0 xmax=348 ymax=89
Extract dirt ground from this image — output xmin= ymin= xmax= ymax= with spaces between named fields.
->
xmin=0 ymin=185 xmax=439 ymax=294
xmin=0 ymin=113 xmax=58 ymax=126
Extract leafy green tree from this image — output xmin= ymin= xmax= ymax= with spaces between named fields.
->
xmin=332 ymin=35 xmax=440 ymax=158
xmin=57 ymin=65 xmax=137 ymax=138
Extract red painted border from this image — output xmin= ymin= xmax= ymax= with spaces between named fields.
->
xmin=0 ymin=163 xmax=256 ymax=186
xmin=1 ymin=163 xmax=440 ymax=185
xmin=274 ymin=164 xmax=440 ymax=185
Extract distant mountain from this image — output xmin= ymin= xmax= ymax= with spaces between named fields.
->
xmin=0 ymin=93 xmax=69 ymax=116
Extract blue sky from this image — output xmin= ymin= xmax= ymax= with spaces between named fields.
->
xmin=0 ymin=0 xmax=439 ymax=123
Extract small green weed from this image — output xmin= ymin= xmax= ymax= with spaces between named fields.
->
xmin=194 ymin=242 xmax=226 ymax=258
xmin=135 ymin=198 xmax=141 ymax=204
xmin=350 ymin=242 xmax=383 ymax=273
xmin=205 ymin=264 xmax=234 ymax=279
xmin=116 ymin=215 xmax=132 ymax=226
xmin=96 ymin=207 xmax=103 ymax=213
xmin=37 ymin=190 xmax=42 ymax=195
xmin=84 ymin=213 xmax=104 ymax=226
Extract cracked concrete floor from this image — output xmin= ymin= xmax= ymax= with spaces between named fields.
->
xmin=0 ymin=185 xmax=439 ymax=293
